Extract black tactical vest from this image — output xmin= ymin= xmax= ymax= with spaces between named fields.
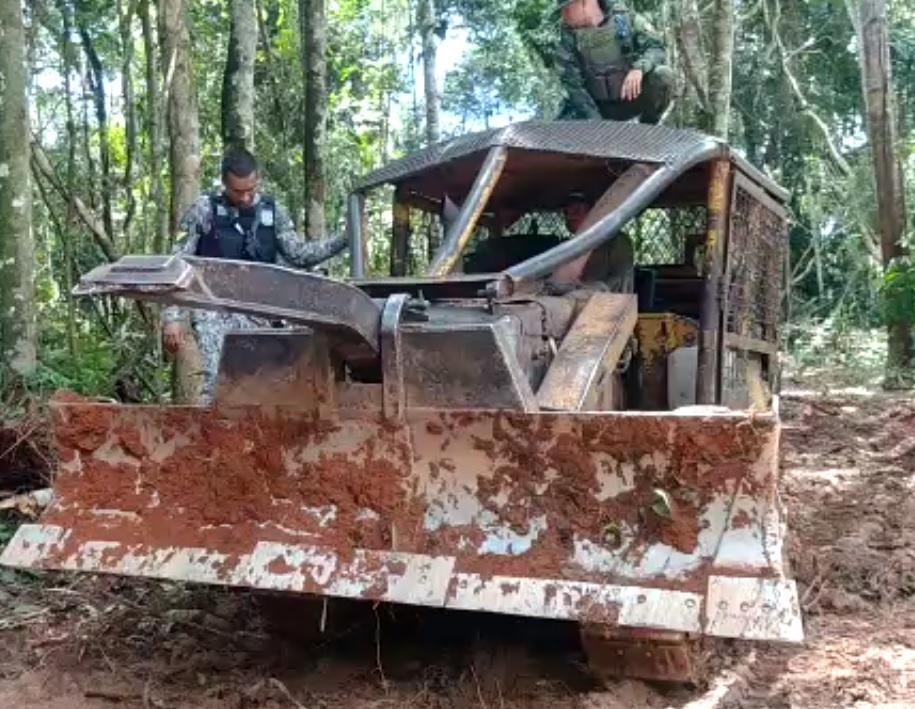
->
xmin=196 ymin=194 xmax=278 ymax=263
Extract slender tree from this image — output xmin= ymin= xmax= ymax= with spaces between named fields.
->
xmin=222 ymin=0 xmax=257 ymax=151
xmin=159 ymin=0 xmax=201 ymax=236
xmin=300 ymin=0 xmax=326 ymax=238
xmin=850 ymin=0 xmax=912 ymax=374
xmin=159 ymin=0 xmax=202 ymax=401
xmin=119 ymin=0 xmax=139 ymax=248
xmin=141 ymin=0 xmax=168 ymax=252
xmin=674 ymin=0 xmax=735 ymax=138
xmin=418 ymin=0 xmax=440 ymax=144
xmin=0 ymin=0 xmax=36 ymax=378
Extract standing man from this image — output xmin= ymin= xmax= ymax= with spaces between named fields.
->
xmin=555 ymin=0 xmax=674 ymax=124
xmin=161 ymin=148 xmax=347 ymax=403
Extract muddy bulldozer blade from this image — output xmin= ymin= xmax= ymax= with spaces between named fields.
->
xmin=1 ymin=396 xmax=802 ymax=653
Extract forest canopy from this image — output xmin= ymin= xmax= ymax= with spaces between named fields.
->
xmin=0 ymin=0 xmax=913 ymax=400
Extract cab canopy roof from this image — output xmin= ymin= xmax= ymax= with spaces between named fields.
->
xmin=352 ymin=120 xmax=786 ymax=213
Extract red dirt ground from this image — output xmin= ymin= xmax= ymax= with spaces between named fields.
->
xmin=0 ymin=380 xmax=913 ymax=708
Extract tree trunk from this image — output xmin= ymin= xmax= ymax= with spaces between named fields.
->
xmin=674 ymin=0 xmax=734 ymax=137
xmin=60 ymin=1 xmax=78 ymax=355
xmin=851 ymin=0 xmax=912 ymax=373
xmin=141 ymin=0 xmax=168 ymax=253
xmin=707 ymin=0 xmax=734 ymax=138
xmin=77 ymin=21 xmax=115 ymax=240
xmin=0 ymin=0 xmax=37 ymax=377
xmin=674 ymin=0 xmax=709 ymax=114
xmin=119 ymin=0 xmax=139 ymax=249
xmin=159 ymin=0 xmax=201 ymax=237
xmin=159 ymin=0 xmax=202 ymax=402
xmin=222 ymin=0 xmax=257 ymax=151
xmin=417 ymin=0 xmax=439 ymax=144
xmin=300 ymin=0 xmax=326 ymax=238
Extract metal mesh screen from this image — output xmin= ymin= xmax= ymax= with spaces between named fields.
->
xmin=371 ymin=203 xmax=713 ymax=276
xmin=506 ymin=211 xmax=572 ymax=238
xmin=629 ymin=206 xmax=708 ymax=265
xmin=720 ymin=177 xmax=787 ymax=410
xmin=723 ymin=184 xmax=787 ymax=342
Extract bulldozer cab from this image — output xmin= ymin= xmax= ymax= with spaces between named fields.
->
xmin=346 ymin=121 xmax=786 ymax=413
xmin=1 ymin=121 xmax=799 ymax=683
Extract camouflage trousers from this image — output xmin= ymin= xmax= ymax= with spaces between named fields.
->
xmin=187 ymin=311 xmax=271 ymax=404
xmin=559 ymin=66 xmax=675 ymax=124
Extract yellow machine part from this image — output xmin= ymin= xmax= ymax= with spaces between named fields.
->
xmin=634 ymin=313 xmax=699 ymax=410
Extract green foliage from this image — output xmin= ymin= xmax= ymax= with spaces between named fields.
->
xmin=880 ymin=256 xmax=915 ymax=325
xmin=787 ymin=320 xmax=887 ymax=387
xmin=14 ymin=0 xmax=915 ymax=399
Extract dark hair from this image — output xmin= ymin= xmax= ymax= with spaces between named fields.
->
xmin=221 ymin=148 xmax=258 ymax=179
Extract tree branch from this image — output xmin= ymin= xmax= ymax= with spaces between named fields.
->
xmin=767 ymin=0 xmax=851 ymax=176
xmin=30 ymin=141 xmax=120 ymax=261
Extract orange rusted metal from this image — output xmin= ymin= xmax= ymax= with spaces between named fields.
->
xmin=3 ymin=392 xmax=801 ymax=642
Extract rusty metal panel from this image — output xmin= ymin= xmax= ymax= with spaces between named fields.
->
xmin=723 ymin=174 xmax=787 ymax=346
xmin=214 ymin=330 xmax=336 ymax=411
xmin=445 ymin=574 xmax=702 ymax=630
xmin=537 ymin=293 xmax=638 ymax=411
xmin=0 ymin=397 xmax=800 ymax=641
xmin=400 ymin=320 xmax=539 ymax=411
xmin=705 ymin=576 xmax=803 ymax=642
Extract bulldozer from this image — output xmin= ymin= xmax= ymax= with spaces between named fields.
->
xmin=1 ymin=121 xmax=802 ymax=683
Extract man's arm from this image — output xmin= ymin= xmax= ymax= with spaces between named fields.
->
xmin=629 ymin=14 xmax=666 ymax=75
xmin=273 ymin=202 xmax=348 ymax=268
xmin=161 ymin=197 xmax=210 ymax=352
xmin=556 ymin=27 xmax=602 ymax=119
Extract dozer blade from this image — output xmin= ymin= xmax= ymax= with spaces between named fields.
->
xmin=1 ymin=395 xmax=802 ymax=644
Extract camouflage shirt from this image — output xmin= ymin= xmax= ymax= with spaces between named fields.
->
xmin=556 ymin=3 xmax=667 ymax=119
xmin=162 ymin=192 xmax=347 ymax=324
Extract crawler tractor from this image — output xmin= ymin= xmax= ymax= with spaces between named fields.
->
xmin=1 ymin=121 xmax=802 ymax=682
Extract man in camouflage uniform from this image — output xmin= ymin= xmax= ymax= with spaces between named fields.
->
xmin=552 ymin=193 xmax=634 ymax=291
xmin=555 ymin=0 xmax=674 ymax=124
xmin=161 ymin=148 xmax=347 ymax=403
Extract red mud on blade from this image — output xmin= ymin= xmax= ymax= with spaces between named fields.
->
xmin=0 ymin=392 xmax=802 ymax=642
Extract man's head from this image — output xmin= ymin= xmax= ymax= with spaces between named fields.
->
xmin=563 ymin=195 xmax=592 ymax=233
xmin=559 ymin=0 xmax=605 ymax=28
xmin=221 ymin=148 xmax=260 ymax=209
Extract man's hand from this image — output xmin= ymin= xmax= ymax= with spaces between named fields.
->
xmin=162 ymin=321 xmax=184 ymax=355
xmin=621 ymin=69 xmax=644 ymax=101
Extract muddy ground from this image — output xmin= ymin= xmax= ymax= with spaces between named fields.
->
xmin=0 ymin=374 xmax=913 ymax=708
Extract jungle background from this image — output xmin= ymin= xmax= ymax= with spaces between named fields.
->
xmin=0 ymin=1 xmax=914 ymax=707
xmin=0 ymin=0 xmax=914 ymax=401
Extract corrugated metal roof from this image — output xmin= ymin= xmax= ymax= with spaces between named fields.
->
xmin=352 ymin=120 xmax=787 ymax=201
